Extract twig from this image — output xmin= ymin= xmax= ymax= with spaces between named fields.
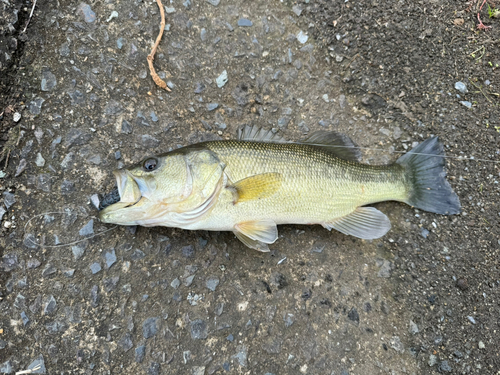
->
xmin=147 ymin=0 xmax=171 ymax=91
xmin=16 ymin=364 xmax=41 ymax=375
xmin=344 ymin=53 xmax=360 ymax=70
xmin=468 ymin=78 xmax=493 ymax=103
xmin=22 ymin=0 xmax=38 ymax=33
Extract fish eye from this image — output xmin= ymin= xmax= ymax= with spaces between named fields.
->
xmin=143 ymin=158 xmax=158 ymax=171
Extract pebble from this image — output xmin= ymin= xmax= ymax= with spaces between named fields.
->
xmin=118 ymin=333 xmax=133 ymax=352
xmin=3 ymin=191 xmax=16 ymax=209
xmin=117 ymin=37 xmax=126 ymax=49
xmin=170 ymin=278 xmax=181 ymax=289
xmin=29 ymin=97 xmax=45 ymax=115
xmin=460 ymin=101 xmax=472 ymax=109
xmin=90 ymin=262 xmax=101 ymax=274
xmin=13 ymin=112 xmax=21 ymax=122
xmin=71 ymin=242 xmax=86 ymax=260
xmin=104 ymin=248 xmax=117 ymax=269
xmin=205 ymin=276 xmax=219 ymax=291
xmin=454 ymin=81 xmax=468 ymax=94
xmin=478 ymin=341 xmax=485 ymax=349
xmin=456 ymin=278 xmax=468 ymax=290
xmin=216 ymin=70 xmax=228 ymax=88
xmin=296 ymin=31 xmax=308 ymax=44
xmin=35 ymin=153 xmax=45 ymax=167
xmin=420 ymin=228 xmax=429 ymax=238
xmin=78 ymin=3 xmax=96 ymax=23
xmin=190 ymin=319 xmax=208 ymax=339
xmin=0 ymin=207 xmax=6 ymax=221
xmin=428 ymin=354 xmax=437 ymax=366
xmin=439 ymin=360 xmax=452 ymax=372
xmin=106 ymin=10 xmax=118 ymax=22
xmin=41 ymin=68 xmax=57 ymax=91
xmin=347 ymin=308 xmax=359 ymax=324
xmin=142 ymin=317 xmax=159 ymax=339
xmin=284 ymin=313 xmax=294 ymax=327
xmin=237 ymin=18 xmax=253 ymax=27
xmin=292 ymin=5 xmax=303 ymax=16
xmin=409 ymin=320 xmax=419 ymax=334
xmin=207 ymin=103 xmax=219 ymax=111
xmin=79 ymin=219 xmax=94 ymax=236
xmin=21 ymin=311 xmax=30 ymax=326
xmin=232 ymin=345 xmax=248 ymax=367
xmin=43 ymin=295 xmax=57 ymax=315
xmin=389 ymin=336 xmax=404 ymax=353
xmin=206 ymin=0 xmax=220 ymax=5
xmin=135 ymin=346 xmax=146 ymax=363
xmin=467 ymin=316 xmax=476 ymax=324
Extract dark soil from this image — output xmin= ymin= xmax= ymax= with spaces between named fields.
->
xmin=305 ymin=0 xmax=500 ymax=372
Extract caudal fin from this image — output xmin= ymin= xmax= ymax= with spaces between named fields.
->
xmin=396 ymin=137 xmax=461 ymax=215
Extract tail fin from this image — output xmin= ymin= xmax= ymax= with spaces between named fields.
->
xmin=396 ymin=137 xmax=461 ymax=215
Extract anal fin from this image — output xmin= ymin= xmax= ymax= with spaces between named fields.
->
xmin=323 ymin=207 xmax=391 ymax=240
xmin=234 ymin=219 xmax=278 ymax=252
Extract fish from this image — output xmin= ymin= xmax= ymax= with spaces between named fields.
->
xmin=98 ymin=126 xmax=461 ymax=251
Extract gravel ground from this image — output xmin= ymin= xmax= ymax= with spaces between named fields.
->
xmin=0 ymin=0 xmax=499 ymax=374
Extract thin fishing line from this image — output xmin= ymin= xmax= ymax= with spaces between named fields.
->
xmin=23 ymin=211 xmax=117 ymax=248
xmin=300 ymin=143 xmax=500 ymax=164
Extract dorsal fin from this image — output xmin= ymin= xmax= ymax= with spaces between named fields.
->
xmin=237 ymin=125 xmax=288 ymax=143
xmin=299 ymin=131 xmax=362 ymax=162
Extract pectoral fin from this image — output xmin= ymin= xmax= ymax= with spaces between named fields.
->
xmin=323 ymin=207 xmax=391 ymax=239
xmin=230 ymin=173 xmax=282 ymax=204
xmin=233 ymin=219 xmax=278 ymax=252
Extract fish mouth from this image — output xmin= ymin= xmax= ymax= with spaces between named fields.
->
xmin=98 ymin=170 xmax=149 ymax=225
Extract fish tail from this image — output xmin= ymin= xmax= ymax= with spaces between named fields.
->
xmin=396 ymin=137 xmax=461 ymax=215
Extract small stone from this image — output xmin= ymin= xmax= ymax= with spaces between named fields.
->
xmin=63 ymin=269 xmax=75 ymax=278
xmin=104 ymin=248 xmax=117 ymax=269
xmin=0 ymin=207 xmax=5 ymax=221
xmin=456 ymin=278 xmax=468 ymax=290
xmin=21 ymin=311 xmax=30 ymax=326
xmin=420 ymin=228 xmax=429 ymax=238
xmin=121 ymin=119 xmax=132 ymax=134
xmin=296 ymin=31 xmax=308 ymax=44
xmin=79 ymin=219 xmax=94 ymax=236
xmin=184 ymin=275 xmax=195 ymax=287
xmin=131 ymin=249 xmax=145 ymax=260
xmin=194 ymin=82 xmax=205 ymax=93
xmin=135 ymin=346 xmax=146 ymax=363
xmin=335 ymin=55 xmax=344 ymax=62
xmin=35 ymin=153 xmax=45 ymax=167
xmin=460 ymin=101 xmax=472 ymax=109
xmin=1 ymin=253 xmax=18 ymax=271
xmin=78 ymin=3 xmax=96 ymax=23
xmin=409 ymin=320 xmax=419 ymax=334
xmin=232 ymin=345 xmax=248 ymax=367
xmin=90 ymin=262 xmax=101 ymax=274
xmin=237 ymin=18 xmax=253 ymax=27
xmin=90 ymin=285 xmax=99 ymax=307
xmin=117 ymin=37 xmax=126 ymax=49
xmin=61 ymin=180 xmax=75 ymax=194
xmin=118 ymin=332 xmax=133 ymax=352
xmin=27 ymin=259 xmax=41 ymax=269
xmin=428 ymin=354 xmax=437 ymax=367
xmin=182 ymin=245 xmax=195 ymax=258
xmin=27 ymin=354 xmax=46 ymax=374
xmin=292 ymin=5 xmax=302 ymax=16
xmin=29 ymin=97 xmax=45 ymax=115
xmin=390 ymin=336 xmax=404 ymax=353
xmin=71 ymin=242 xmax=87 ymax=260
xmin=216 ymin=70 xmax=228 ymax=88
xmin=206 ymin=0 xmax=220 ymax=5
xmin=207 ymin=103 xmax=219 ymax=111
xmin=42 ymin=263 xmax=57 ymax=278
xmin=41 ymin=68 xmax=57 ymax=91
xmin=347 ymin=308 xmax=359 ymax=324
xmin=284 ymin=313 xmax=294 ymax=327
xmin=13 ymin=112 xmax=21 ymax=122
xmin=206 ymin=276 xmax=219 ymax=291
xmin=143 ymin=317 xmax=159 ymax=338
xmin=2 ymin=192 xmax=15 ymax=209
xmin=454 ymin=81 xmax=468 ymax=94
xmin=227 ymin=334 xmax=234 ymax=342
xmin=170 ymin=278 xmax=181 ymax=289
xmin=0 ymin=361 xmax=13 ymax=373
xmin=164 ymin=6 xmax=175 ymax=13
xmin=467 ymin=316 xmax=476 ymax=324
xmin=439 ymin=361 xmax=452 ymax=372
xmin=478 ymin=341 xmax=485 ymax=349
xmin=190 ymin=319 xmax=208 ymax=339
xmin=43 ymin=295 xmax=57 ymax=315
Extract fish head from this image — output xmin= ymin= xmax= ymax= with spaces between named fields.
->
xmin=99 ymin=153 xmax=193 ymax=226
xmin=99 ymin=148 xmax=225 ymax=227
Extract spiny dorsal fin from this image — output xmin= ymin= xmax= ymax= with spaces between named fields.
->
xmin=299 ymin=131 xmax=362 ymax=162
xmin=229 ymin=172 xmax=283 ymax=204
xmin=237 ymin=125 xmax=288 ymax=143
xmin=322 ymin=207 xmax=391 ymax=239
xmin=233 ymin=219 xmax=278 ymax=252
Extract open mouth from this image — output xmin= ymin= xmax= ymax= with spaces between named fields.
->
xmin=98 ymin=170 xmax=147 ymax=224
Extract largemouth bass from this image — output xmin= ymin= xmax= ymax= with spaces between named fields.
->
xmin=99 ymin=126 xmax=461 ymax=251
